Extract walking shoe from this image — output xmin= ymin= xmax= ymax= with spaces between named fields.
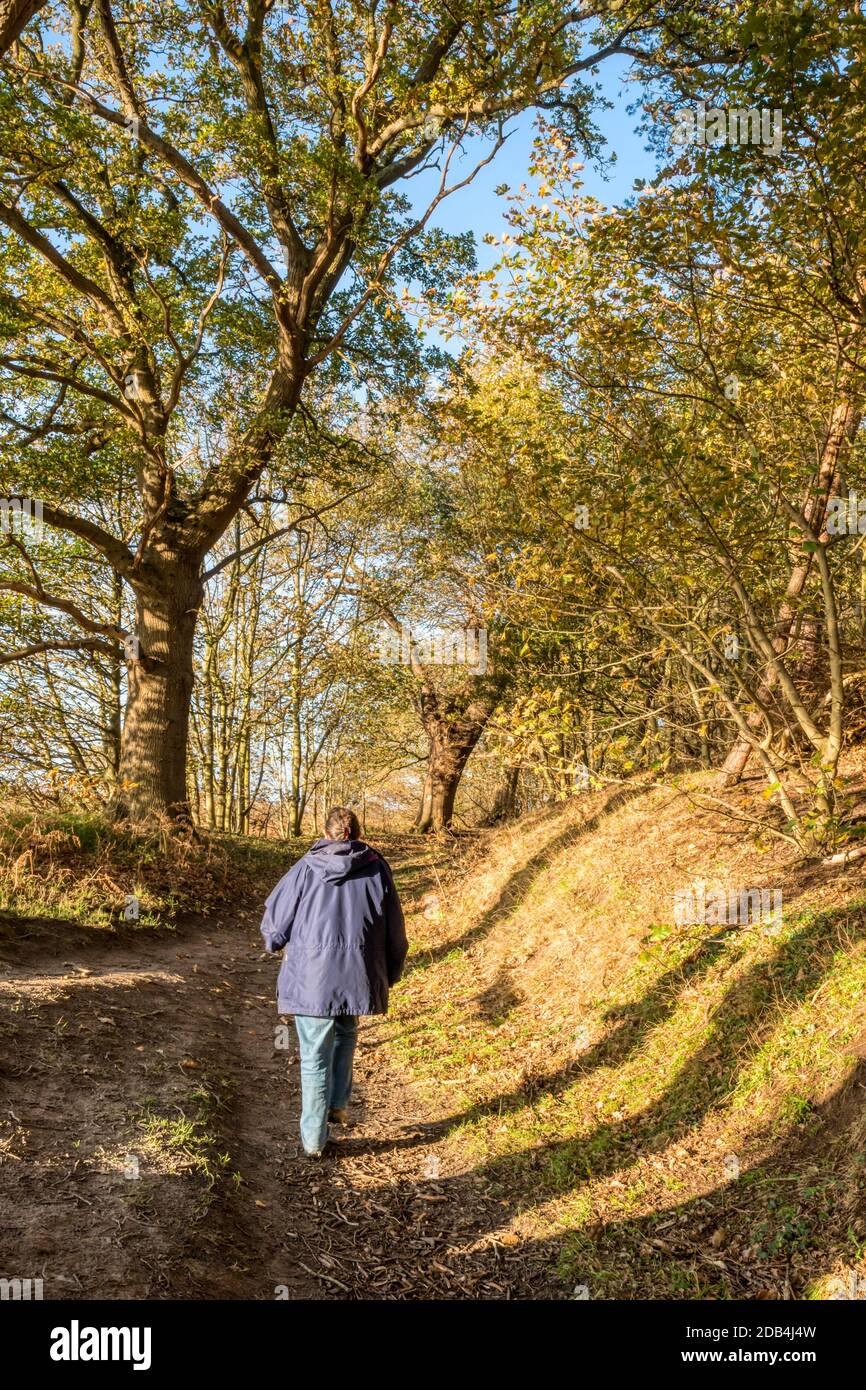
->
xmin=328 ymin=1107 xmax=349 ymax=1126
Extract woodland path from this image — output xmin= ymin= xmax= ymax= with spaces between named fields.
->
xmin=0 ymin=845 xmax=550 ymax=1300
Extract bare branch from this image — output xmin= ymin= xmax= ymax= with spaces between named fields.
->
xmin=38 ymin=502 xmax=138 ymax=582
xmin=0 ymin=570 xmax=126 ymax=641
xmin=0 ymin=199 xmax=129 ymax=337
xmin=0 ymin=636 xmax=120 ymax=665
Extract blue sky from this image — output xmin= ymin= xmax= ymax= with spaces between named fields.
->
xmin=407 ymin=56 xmax=659 ymax=269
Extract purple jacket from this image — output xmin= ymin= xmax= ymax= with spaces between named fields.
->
xmin=260 ymin=838 xmax=408 ymax=1017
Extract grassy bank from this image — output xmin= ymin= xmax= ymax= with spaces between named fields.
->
xmin=0 ymin=805 xmax=301 ymax=930
xmin=386 ymin=776 xmax=866 ymax=1299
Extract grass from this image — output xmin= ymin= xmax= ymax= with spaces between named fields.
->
xmin=386 ymin=774 xmax=866 ymax=1299
xmin=6 ymin=781 xmax=866 ymax=1297
xmin=133 ymin=1080 xmax=239 ymax=1195
xmin=0 ymin=803 xmax=299 ymax=928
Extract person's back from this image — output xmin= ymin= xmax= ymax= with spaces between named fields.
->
xmin=260 ymin=806 xmax=407 ymax=1157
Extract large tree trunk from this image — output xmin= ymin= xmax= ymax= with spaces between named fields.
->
xmin=415 ymin=678 xmax=510 ymax=832
xmin=411 ymin=649 xmax=513 ymax=832
xmin=0 ymin=0 xmax=47 ymax=53
xmin=719 ymin=393 xmax=861 ymax=786
xmin=416 ymin=722 xmax=483 ymax=832
xmin=116 ymin=554 xmax=203 ymax=823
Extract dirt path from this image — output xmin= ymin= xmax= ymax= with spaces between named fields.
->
xmin=0 ymin=848 xmax=543 ymax=1300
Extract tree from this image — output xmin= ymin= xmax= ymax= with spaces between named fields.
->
xmin=446 ymin=111 xmax=866 ymax=850
xmin=0 ymin=0 xmax=47 ymax=56
xmin=637 ymin=0 xmax=866 ymax=786
xmin=0 ymin=0 xmax=656 ymax=822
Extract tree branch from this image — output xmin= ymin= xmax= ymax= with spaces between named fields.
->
xmin=0 ymin=636 xmax=120 ymax=665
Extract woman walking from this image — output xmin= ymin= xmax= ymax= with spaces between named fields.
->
xmin=260 ymin=807 xmax=408 ymax=1157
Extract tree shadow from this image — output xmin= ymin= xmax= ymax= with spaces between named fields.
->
xmin=349 ymin=902 xmax=866 ymax=1297
xmin=473 ymin=904 xmax=863 ymax=1183
xmin=421 ymin=930 xmax=754 ymax=1134
xmin=405 ymin=784 xmax=658 ymax=974
xmin=0 ymin=907 xmax=203 ymax=970
xmin=373 ymin=1058 xmax=866 ymax=1300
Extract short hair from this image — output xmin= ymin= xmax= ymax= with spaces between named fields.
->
xmin=325 ymin=806 xmax=361 ymax=840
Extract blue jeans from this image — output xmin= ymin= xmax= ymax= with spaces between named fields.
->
xmin=294 ymin=1015 xmax=358 ymax=1154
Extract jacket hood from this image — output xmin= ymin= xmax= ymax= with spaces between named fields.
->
xmin=305 ymin=837 xmax=379 ymax=883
